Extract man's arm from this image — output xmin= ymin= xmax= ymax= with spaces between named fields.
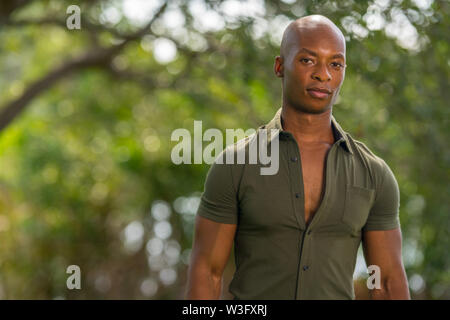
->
xmin=185 ymin=215 xmax=237 ymax=299
xmin=362 ymin=227 xmax=411 ymax=299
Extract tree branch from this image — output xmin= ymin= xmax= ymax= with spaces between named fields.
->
xmin=0 ymin=0 xmax=33 ymax=22
xmin=0 ymin=44 xmax=122 ymax=132
xmin=0 ymin=1 xmax=168 ymax=133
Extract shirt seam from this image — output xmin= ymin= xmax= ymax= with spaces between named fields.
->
xmin=373 ymin=160 xmax=388 ymax=205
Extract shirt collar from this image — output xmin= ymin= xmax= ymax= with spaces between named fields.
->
xmin=262 ymin=107 xmax=353 ymax=155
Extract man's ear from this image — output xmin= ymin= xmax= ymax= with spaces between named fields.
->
xmin=274 ymin=56 xmax=284 ymax=78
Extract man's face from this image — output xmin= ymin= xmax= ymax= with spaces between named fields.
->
xmin=275 ymin=25 xmax=346 ymax=114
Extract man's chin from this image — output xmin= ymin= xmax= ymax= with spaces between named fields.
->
xmin=290 ymin=102 xmax=332 ymax=114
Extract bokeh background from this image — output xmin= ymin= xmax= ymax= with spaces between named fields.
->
xmin=0 ymin=0 xmax=448 ymax=299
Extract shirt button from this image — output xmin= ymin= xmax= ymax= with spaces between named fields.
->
xmin=303 ymin=265 xmax=309 ymax=271
xmin=295 ymin=193 xmax=300 ymax=198
xmin=290 ymin=156 xmax=298 ymax=162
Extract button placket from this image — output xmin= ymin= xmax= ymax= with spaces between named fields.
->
xmin=287 ymin=139 xmax=305 ymax=230
xmin=288 ymin=137 xmax=309 ymax=299
xmin=297 ymin=228 xmax=314 ymax=299
xmin=293 ymin=150 xmax=301 ymax=199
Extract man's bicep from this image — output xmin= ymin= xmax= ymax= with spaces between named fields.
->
xmin=362 ymin=228 xmax=404 ymax=279
xmin=197 ymin=157 xmax=239 ymax=224
xmin=191 ymin=215 xmax=237 ymax=276
xmin=191 ymin=152 xmax=239 ymax=275
xmin=363 ymin=161 xmax=400 ymax=232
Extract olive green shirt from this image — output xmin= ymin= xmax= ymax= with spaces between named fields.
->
xmin=196 ymin=107 xmax=401 ymax=300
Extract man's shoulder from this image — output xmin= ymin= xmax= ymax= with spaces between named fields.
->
xmin=213 ymin=126 xmax=280 ymax=165
xmin=215 ymin=132 xmax=257 ymax=161
xmin=346 ymin=134 xmax=393 ymax=177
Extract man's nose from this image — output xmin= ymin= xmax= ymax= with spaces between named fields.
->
xmin=311 ymin=63 xmax=331 ymax=82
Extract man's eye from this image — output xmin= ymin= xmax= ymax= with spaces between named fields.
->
xmin=300 ymin=58 xmax=312 ymax=64
xmin=331 ymin=62 xmax=343 ymax=68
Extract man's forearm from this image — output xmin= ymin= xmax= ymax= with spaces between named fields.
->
xmin=369 ymin=276 xmax=411 ymax=300
xmin=185 ymin=268 xmax=223 ymax=299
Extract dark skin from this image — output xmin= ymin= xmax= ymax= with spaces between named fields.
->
xmin=186 ymin=15 xmax=410 ymax=300
xmin=275 ymin=15 xmax=347 ymax=226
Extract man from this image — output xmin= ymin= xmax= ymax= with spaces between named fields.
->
xmin=185 ymin=15 xmax=410 ymax=300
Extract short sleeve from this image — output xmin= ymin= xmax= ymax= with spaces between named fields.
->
xmin=196 ymin=157 xmax=238 ymax=225
xmin=363 ymin=161 xmax=401 ymax=231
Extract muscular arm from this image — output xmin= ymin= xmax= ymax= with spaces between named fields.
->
xmin=362 ymin=227 xmax=410 ymax=299
xmin=185 ymin=215 xmax=237 ymax=299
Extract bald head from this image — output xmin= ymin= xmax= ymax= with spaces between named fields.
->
xmin=280 ymin=15 xmax=346 ymax=60
xmin=274 ymin=15 xmax=347 ymax=114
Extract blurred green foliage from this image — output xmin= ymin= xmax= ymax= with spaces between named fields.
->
xmin=0 ymin=0 xmax=448 ymax=299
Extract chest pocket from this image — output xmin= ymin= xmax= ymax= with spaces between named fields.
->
xmin=342 ymin=184 xmax=375 ymax=232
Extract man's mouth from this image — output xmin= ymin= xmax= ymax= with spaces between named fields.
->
xmin=306 ymin=87 xmax=332 ymax=99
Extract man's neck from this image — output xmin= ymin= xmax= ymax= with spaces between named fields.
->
xmin=280 ymin=105 xmax=335 ymax=145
